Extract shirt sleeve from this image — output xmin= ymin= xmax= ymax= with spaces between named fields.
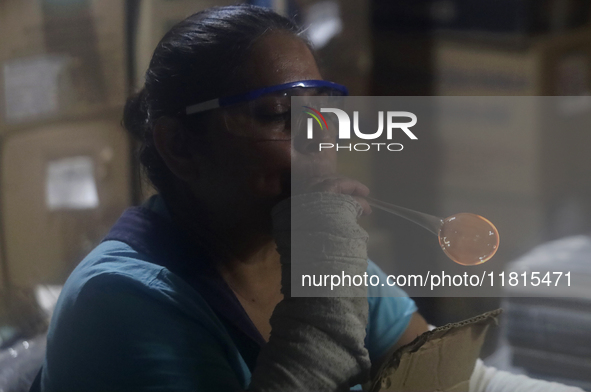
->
xmin=365 ymin=260 xmax=418 ymax=361
xmin=42 ymin=273 xmax=246 ymax=392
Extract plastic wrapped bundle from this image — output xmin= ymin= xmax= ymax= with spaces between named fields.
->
xmin=0 ymin=334 xmax=46 ymax=392
xmin=503 ymin=235 xmax=591 ymax=386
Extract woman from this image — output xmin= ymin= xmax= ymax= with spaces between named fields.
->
xmin=39 ymin=5 xmax=582 ymax=392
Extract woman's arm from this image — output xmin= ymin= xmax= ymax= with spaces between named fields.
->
xmin=387 ymin=313 xmax=430 ymax=351
xmin=249 ymin=192 xmax=373 ymax=391
xmin=370 ymin=312 xmax=429 ymax=378
xmin=470 ymin=359 xmax=584 ymax=392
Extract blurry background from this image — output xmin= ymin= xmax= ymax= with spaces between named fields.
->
xmin=1 ymin=0 xmax=591 ymax=390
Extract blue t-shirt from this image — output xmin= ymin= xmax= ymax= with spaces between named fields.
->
xmin=41 ymin=196 xmax=417 ymax=391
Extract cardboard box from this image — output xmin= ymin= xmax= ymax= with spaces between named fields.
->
xmin=435 ymin=28 xmax=591 ymax=95
xmin=0 ymin=236 xmax=6 ymax=294
xmin=372 ymin=0 xmax=591 ymax=37
xmin=437 ymin=98 xmax=591 ymax=261
xmin=369 ymin=32 xmax=591 ymax=279
xmin=0 ymin=116 xmax=131 ymax=288
xmin=0 ymin=0 xmax=127 ymax=126
xmin=434 ymin=30 xmax=591 ymax=197
xmin=433 ymin=30 xmax=591 ymax=259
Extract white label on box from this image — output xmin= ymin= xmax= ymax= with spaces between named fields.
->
xmin=3 ymin=55 xmax=70 ymax=122
xmin=46 ymin=156 xmax=99 ymax=210
xmin=304 ymin=1 xmax=343 ymax=49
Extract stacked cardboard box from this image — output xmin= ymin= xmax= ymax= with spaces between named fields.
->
xmin=0 ymin=0 xmax=127 ymax=126
xmin=434 ymin=29 xmax=591 ymax=267
xmin=373 ymin=0 xmax=591 ymax=39
xmin=432 ymin=27 xmax=591 ymax=384
xmin=435 ymin=28 xmax=591 ymax=96
xmin=370 ymin=23 xmax=591 ymax=329
xmin=1 ymin=116 xmax=131 ymax=288
xmin=0 ymin=0 xmax=132 ymax=292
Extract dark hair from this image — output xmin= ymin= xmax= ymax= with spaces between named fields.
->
xmin=123 ymin=5 xmax=303 ymax=195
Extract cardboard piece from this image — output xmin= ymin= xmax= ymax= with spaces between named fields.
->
xmin=368 ymin=309 xmax=502 ymax=392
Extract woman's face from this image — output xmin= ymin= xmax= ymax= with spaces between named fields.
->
xmin=192 ymin=32 xmax=337 ymax=224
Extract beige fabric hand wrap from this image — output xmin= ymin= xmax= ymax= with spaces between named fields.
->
xmin=249 ymin=193 xmax=371 ymax=392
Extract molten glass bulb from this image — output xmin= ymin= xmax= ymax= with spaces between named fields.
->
xmin=438 ymin=213 xmax=499 ymax=266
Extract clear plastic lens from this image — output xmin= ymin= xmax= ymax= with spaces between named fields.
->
xmin=221 ymin=87 xmax=345 ymax=140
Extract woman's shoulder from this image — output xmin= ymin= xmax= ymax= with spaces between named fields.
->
xmin=53 ymin=239 xmax=214 ymax=323
xmin=43 ymin=239 xmax=248 ymax=391
xmin=64 ymin=240 xmax=166 ymax=296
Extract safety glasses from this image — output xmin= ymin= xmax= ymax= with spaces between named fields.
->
xmin=185 ymin=80 xmax=348 ymax=140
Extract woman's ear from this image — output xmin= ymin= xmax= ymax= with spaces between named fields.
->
xmin=152 ymin=116 xmax=201 ymax=183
